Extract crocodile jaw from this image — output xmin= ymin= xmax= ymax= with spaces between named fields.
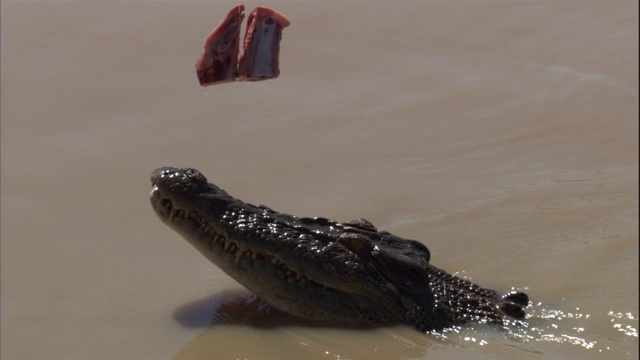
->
xmin=149 ymin=168 xmax=404 ymax=325
xmin=150 ymin=186 xmax=331 ymax=290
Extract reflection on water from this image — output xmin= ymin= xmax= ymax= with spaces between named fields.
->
xmin=167 ymin=287 xmax=639 ymax=359
xmin=173 ymin=307 xmax=639 ymax=360
xmin=516 ymin=306 xmax=639 ymax=353
xmin=608 ymin=312 xmax=639 ymax=338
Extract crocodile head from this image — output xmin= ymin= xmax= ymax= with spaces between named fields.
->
xmin=150 ymin=167 xmax=528 ymax=330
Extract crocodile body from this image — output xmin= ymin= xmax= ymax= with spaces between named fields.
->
xmin=150 ymin=167 xmax=529 ymax=331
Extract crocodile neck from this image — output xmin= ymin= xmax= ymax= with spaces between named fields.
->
xmin=150 ymin=167 xmax=528 ymax=331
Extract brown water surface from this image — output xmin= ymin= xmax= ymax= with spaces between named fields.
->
xmin=2 ymin=1 xmax=638 ymax=359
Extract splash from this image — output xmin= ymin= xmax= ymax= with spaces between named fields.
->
xmin=505 ymin=304 xmax=637 ymax=354
xmin=425 ymin=302 xmax=638 ymax=356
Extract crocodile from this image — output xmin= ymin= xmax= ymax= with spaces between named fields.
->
xmin=150 ymin=167 xmax=529 ymax=331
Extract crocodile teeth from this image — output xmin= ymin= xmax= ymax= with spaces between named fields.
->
xmin=193 ymin=218 xmax=326 ymax=289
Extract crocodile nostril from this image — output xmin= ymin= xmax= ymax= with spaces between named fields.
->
xmin=184 ymin=168 xmax=208 ymax=185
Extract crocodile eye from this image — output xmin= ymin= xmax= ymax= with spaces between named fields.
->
xmin=342 ymin=218 xmax=377 ymax=232
xmin=337 ymin=233 xmax=373 ymax=256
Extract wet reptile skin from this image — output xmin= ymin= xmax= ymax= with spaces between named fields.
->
xmin=150 ymin=167 xmax=529 ymax=331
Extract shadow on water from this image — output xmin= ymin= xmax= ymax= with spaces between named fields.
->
xmin=173 ymin=289 xmax=385 ymax=330
xmin=172 ymin=290 xmax=440 ymax=360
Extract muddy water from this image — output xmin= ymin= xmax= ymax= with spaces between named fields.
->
xmin=1 ymin=1 xmax=637 ymax=359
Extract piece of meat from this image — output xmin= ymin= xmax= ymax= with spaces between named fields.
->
xmin=238 ymin=7 xmax=291 ymax=81
xmin=195 ymin=5 xmax=290 ymax=86
xmin=195 ymin=5 xmax=245 ymax=86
